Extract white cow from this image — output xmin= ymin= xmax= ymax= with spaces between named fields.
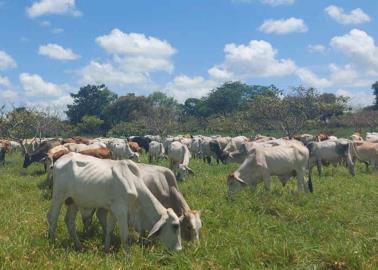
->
xmin=227 ymin=144 xmax=312 ymax=195
xmin=366 ymin=132 xmax=378 ymax=143
xmin=167 ymin=141 xmax=193 ymax=180
xmin=48 ymin=153 xmax=182 ymax=252
xmin=109 ymin=141 xmax=139 ymax=161
xmin=149 ymin=141 xmax=166 ymax=162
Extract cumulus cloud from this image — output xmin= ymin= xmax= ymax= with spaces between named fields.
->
xmin=325 ymin=5 xmax=370 ymax=25
xmin=39 ymin=43 xmax=79 ymax=61
xmin=259 ymin=17 xmax=308 ymax=34
xmin=308 ymin=44 xmax=327 ymax=54
xmin=96 ymin=29 xmax=176 ymax=58
xmin=0 ymin=50 xmax=17 ymax=70
xmin=165 ymin=75 xmax=218 ymax=103
xmin=19 ymin=73 xmax=71 ymax=96
xmin=296 ymin=64 xmax=372 ymax=89
xmin=0 ymin=75 xmax=10 ymax=87
xmin=336 ymin=89 xmax=375 ymax=107
xmin=79 ymin=61 xmax=148 ymax=87
xmin=0 ymin=90 xmax=18 ymax=101
xmin=79 ymin=29 xmax=177 ymax=89
xmin=209 ymin=39 xmax=296 ymax=81
xmin=26 ymin=0 xmax=81 ymax=18
xmin=330 ymin=29 xmax=378 ymax=73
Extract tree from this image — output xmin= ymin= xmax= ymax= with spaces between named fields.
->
xmin=76 ymin=115 xmax=104 ymax=136
xmin=372 ymin=81 xmax=378 ymax=110
xmin=103 ymin=93 xmax=151 ymax=126
xmin=66 ymin=84 xmax=117 ymax=124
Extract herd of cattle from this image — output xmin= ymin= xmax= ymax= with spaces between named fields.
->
xmin=0 ymin=131 xmax=378 ymax=252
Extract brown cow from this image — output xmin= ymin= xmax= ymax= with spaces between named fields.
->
xmin=79 ymin=148 xmax=112 ymax=159
xmin=128 ymin=142 xmax=143 ymax=153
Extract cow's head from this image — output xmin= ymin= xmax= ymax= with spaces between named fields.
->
xmin=23 ymin=153 xmax=31 ymax=168
xmin=177 ymin=164 xmax=194 ymax=180
xmin=148 ymin=208 xmax=182 ymax=251
xmin=227 ymin=172 xmax=247 ymax=195
xmin=180 ymin=210 xmax=202 ymax=241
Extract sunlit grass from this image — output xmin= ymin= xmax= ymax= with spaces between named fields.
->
xmin=1 ymin=151 xmax=378 ymax=269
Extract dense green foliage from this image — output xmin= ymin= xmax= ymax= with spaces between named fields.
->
xmin=1 ymin=152 xmax=378 ymax=269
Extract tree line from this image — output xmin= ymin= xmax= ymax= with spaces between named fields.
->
xmin=1 ymin=81 xmax=378 ymax=140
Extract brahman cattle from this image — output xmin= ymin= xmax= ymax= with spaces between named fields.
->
xmin=109 ymin=140 xmax=139 ymax=161
xmin=350 ymin=141 xmax=378 ymax=171
xmin=227 ymin=143 xmax=312 ymax=195
xmin=49 ymin=153 xmax=182 ymax=252
xmin=167 ymin=141 xmax=193 ymax=180
xmin=148 ymin=141 xmax=166 ymax=162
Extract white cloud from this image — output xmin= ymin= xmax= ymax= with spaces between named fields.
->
xmin=336 ymin=89 xmax=374 ymax=108
xmin=165 ymin=75 xmax=218 ymax=103
xmin=209 ymin=39 xmax=296 ymax=80
xmin=308 ymin=44 xmax=327 ymax=54
xmin=19 ymin=73 xmax=69 ymax=96
xmin=51 ymin=28 xmax=64 ymax=34
xmin=96 ymin=29 xmax=176 ymax=58
xmin=26 ymin=0 xmax=81 ymax=18
xmin=0 ymin=90 xmax=18 ymax=101
xmin=79 ymin=29 xmax=177 ymax=89
xmin=39 ymin=43 xmax=79 ymax=61
xmin=0 ymin=75 xmax=10 ymax=87
xmin=296 ymin=64 xmax=372 ymax=89
xmin=325 ymin=5 xmax=370 ymax=25
xmin=330 ymin=29 xmax=378 ymax=73
xmin=259 ymin=17 xmax=308 ymax=34
xmin=296 ymin=68 xmax=331 ymax=88
xmin=79 ymin=61 xmax=147 ymax=87
xmin=0 ymin=50 xmax=17 ymax=70
xmin=261 ymin=0 xmax=295 ymax=6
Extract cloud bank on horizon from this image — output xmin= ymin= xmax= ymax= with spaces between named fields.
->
xmin=0 ymin=0 xmax=376 ymax=108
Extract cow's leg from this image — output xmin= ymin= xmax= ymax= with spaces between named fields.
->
xmin=111 ymin=204 xmax=129 ymax=252
xmin=206 ymin=156 xmax=211 ymax=165
xmin=47 ymin=195 xmax=65 ymax=241
xmin=65 ymin=204 xmax=82 ymax=250
xmin=346 ymin=155 xmax=355 ymax=176
xmin=104 ymin=211 xmax=116 ymax=253
xmin=296 ymin=170 xmax=305 ymax=192
xmin=316 ymin=159 xmax=322 ymax=177
xmin=262 ymin=170 xmax=271 ymax=192
xmin=364 ymin=161 xmax=370 ymax=172
xmin=81 ymin=208 xmax=96 ymax=234
xmin=148 ymin=154 xmax=152 ymax=163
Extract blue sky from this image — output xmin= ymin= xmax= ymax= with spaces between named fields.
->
xmin=0 ymin=0 xmax=377 ymax=109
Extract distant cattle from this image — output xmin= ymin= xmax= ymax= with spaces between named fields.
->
xmin=167 ymin=141 xmax=193 ymax=180
xmin=79 ymin=148 xmax=112 ymax=159
xmin=129 ymin=136 xmax=151 ymax=152
xmin=149 ymin=141 xmax=166 ymax=162
xmin=109 ymin=141 xmax=139 ymax=161
xmin=128 ymin=142 xmax=143 ymax=153
xmin=227 ymin=143 xmax=312 ymax=195
xmin=350 ymin=141 xmax=378 ymax=171
xmin=23 ymin=139 xmax=61 ymax=171
xmin=306 ymin=139 xmax=355 ymax=178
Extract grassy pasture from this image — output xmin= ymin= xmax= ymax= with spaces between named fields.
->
xmin=0 ymin=151 xmax=378 ymax=270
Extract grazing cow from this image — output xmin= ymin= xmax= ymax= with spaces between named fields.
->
xmin=190 ymin=137 xmax=202 ymax=158
xmin=350 ymin=141 xmax=378 ymax=171
xmin=49 ymin=153 xmax=182 ymax=252
xmin=223 ymin=136 xmax=248 ymax=153
xmin=0 ymin=144 xmax=6 ymax=165
xmin=227 ymin=144 xmax=312 ymax=195
xmin=128 ymin=142 xmax=143 ymax=154
xmin=149 ymin=141 xmax=166 ymax=162
xmin=306 ymin=140 xmax=355 ymax=178
xmin=110 ymin=141 xmax=139 ymax=161
xmin=129 ymin=136 xmax=151 ymax=152
xmin=84 ymin=163 xmax=202 ymax=241
xmin=167 ymin=141 xmax=193 ymax=180
xmin=23 ymin=139 xmax=61 ymax=171
xmin=79 ymin=148 xmax=112 ymax=159
xmin=208 ymin=140 xmax=228 ymax=164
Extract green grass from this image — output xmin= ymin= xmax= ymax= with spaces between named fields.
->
xmin=1 ymin=152 xmax=378 ymax=269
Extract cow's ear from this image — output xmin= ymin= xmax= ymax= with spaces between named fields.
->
xmin=148 ymin=214 xmax=168 ymax=238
